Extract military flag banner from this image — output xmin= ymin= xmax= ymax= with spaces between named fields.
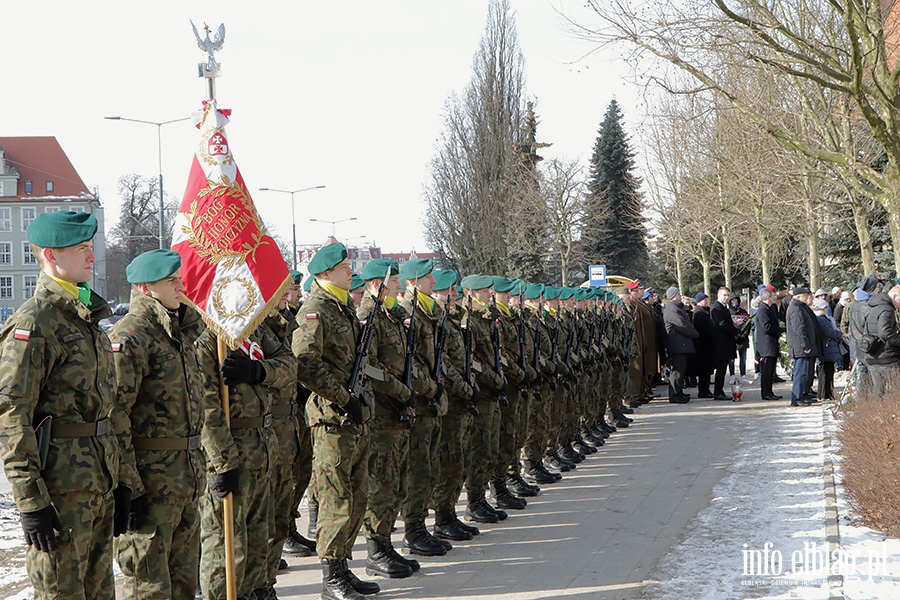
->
xmin=172 ymin=99 xmax=290 ymax=348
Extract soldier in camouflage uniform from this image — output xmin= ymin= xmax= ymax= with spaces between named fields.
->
xmin=541 ymin=287 xmax=575 ymax=474
xmin=292 ymin=243 xmax=379 ymax=600
xmin=505 ymin=281 xmax=544 ymax=497
xmin=397 ymin=259 xmax=448 ymax=557
xmin=196 ymin=319 xmax=294 ymax=599
xmin=488 ymin=277 xmax=533 ymax=511
xmin=460 ymin=275 xmax=508 ymax=523
xmin=429 ymin=271 xmax=480 ymax=542
xmin=556 ymin=288 xmax=585 ymax=467
xmin=357 ymin=258 xmax=424 ymax=578
xmin=280 ymin=271 xmax=316 ymax=557
xmin=110 ymin=250 xmax=239 ymax=600
xmin=521 ymin=284 xmax=561 ymax=485
xmin=258 ymin=290 xmax=305 ymax=597
xmin=0 ymin=211 xmax=130 ymax=599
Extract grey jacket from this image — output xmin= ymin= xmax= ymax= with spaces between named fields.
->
xmin=663 ymin=300 xmax=698 ymax=356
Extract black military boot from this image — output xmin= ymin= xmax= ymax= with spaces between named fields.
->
xmin=343 ymin=559 xmax=380 ymax=595
xmin=451 ymin=508 xmax=480 ymax=536
xmin=253 ymin=584 xmax=278 ymax=599
xmin=560 ymin=442 xmax=585 ymax=463
xmin=387 ymin=544 xmax=420 ymax=572
xmin=490 ymin=480 xmax=526 ymax=510
xmin=545 ymin=450 xmax=575 ymax=471
xmin=466 ymin=495 xmax=499 ymax=523
xmin=365 ymin=538 xmax=413 ymax=579
xmin=321 ymin=559 xmax=365 ymax=600
xmin=573 ymin=434 xmax=596 ymax=455
xmin=583 ymin=431 xmax=605 ymax=447
xmin=307 ymin=503 xmax=318 ymax=539
xmin=507 ymin=473 xmax=539 ymax=497
xmin=403 ymin=520 xmax=447 ymax=556
xmin=524 ymin=460 xmax=558 ymax=484
xmin=283 ymin=519 xmax=316 ymax=556
xmin=434 ymin=511 xmax=473 ymax=541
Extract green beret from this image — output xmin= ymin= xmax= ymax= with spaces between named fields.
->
xmin=361 ymin=258 xmax=399 ymax=281
xmin=491 ymin=276 xmax=516 ymax=294
xmin=304 ymin=275 xmax=314 ymax=293
xmin=308 ymin=242 xmax=348 ymax=275
xmin=433 ymin=269 xmax=458 ymax=291
xmin=289 ymin=269 xmax=303 ymax=284
xmin=126 ymin=249 xmax=182 ymax=284
xmin=574 ymin=288 xmax=589 ymax=301
xmin=27 ymin=211 xmax=98 ymax=248
xmin=460 ymin=274 xmax=494 ymax=290
xmin=525 ymin=283 xmax=545 ymax=300
xmin=509 ymin=278 xmax=527 ymax=296
xmin=559 ymin=287 xmax=575 ymax=300
xmin=456 ymin=284 xmax=464 ymax=296
xmin=544 ymin=286 xmax=560 ymax=300
xmin=350 ymin=273 xmax=365 ymax=291
xmin=399 ymin=258 xmax=434 ymax=280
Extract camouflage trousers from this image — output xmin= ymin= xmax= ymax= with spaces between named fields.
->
xmin=199 ymin=465 xmax=271 ymax=600
xmin=626 ymin=355 xmax=644 ymax=400
xmin=465 ymin=395 xmax=500 ymax=498
xmin=522 ymin=383 xmax=552 ymax=462
xmin=292 ymin=418 xmax=313 ymax=518
xmin=27 ymin=489 xmax=114 ymax=599
xmin=494 ymin=387 xmax=525 ymax=481
xmin=430 ymin=402 xmax=473 ymax=513
xmin=545 ymin=380 xmax=570 ymax=452
xmin=558 ymin=379 xmax=579 ymax=445
xmin=363 ymin=415 xmax=409 ymax=542
xmin=507 ymin=386 xmax=533 ymax=476
xmin=116 ymin=498 xmax=201 ymax=600
xmin=267 ymin=416 xmax=301 ymax=586
xmin=311 ymin=423 xmax=369 ymax=560
xmin=401 ymin=399 xmax=441 ymax=524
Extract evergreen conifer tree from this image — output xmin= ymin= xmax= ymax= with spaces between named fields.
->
xmin=585 ymin=99 xmax=648 ymax=277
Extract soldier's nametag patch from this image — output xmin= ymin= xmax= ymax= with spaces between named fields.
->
xmin=306 ymin=313 xmax=318 ymax=319
xmin=111 ymin=343 xmax=122 ymax=352
xmin=61 ymin=332 xmax=85 ymax=343
xmin=13 ymin=328 xmax=31 ymax=341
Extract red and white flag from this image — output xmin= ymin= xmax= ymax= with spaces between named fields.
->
xmin=172 ymin=99 xmax=289 ymax=348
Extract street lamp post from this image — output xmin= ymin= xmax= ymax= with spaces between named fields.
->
xmin=258 ymin=186 xmax=326 ymax=269
xmin=104 ymin=115 xmax=191 ymax=249
xmin=309 ymin=217 xmax=358 ymax=238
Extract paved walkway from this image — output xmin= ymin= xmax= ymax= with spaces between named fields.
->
xmin=270 ymin=379 xmax=833 ymax=600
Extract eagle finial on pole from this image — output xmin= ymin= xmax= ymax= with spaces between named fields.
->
xmin=191 ymin=20 xmax=225 ymax=100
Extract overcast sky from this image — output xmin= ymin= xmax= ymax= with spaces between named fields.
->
xmin=1 ymin=1 xmax=648 ymax=254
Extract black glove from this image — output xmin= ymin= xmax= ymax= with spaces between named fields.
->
xmin=212 ymin=467 xmax=241 ymax=498
xmin=466 ymin=386 xmax=481 ymax=416
xmin=521 ymin=370 xmax=531 ymax=387
xmin=113 ymin=484 xmax=132 ymax=537
xmin=344 ymin=394 xmax=364 ymax=426
xmin=221 ymin=356 xmax=265 ymax=386
xmin=127 ymin=494 xmax=148 ymax=532
xmin=432 ymin=382 xmax=445 ymax=401
xmin=21 ymin=505 xmax=63 ymax=552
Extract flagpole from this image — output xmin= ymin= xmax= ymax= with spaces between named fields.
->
xmin=194 ymin=21 xmax=238 ymax=600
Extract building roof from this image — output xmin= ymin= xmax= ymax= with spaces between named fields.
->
xmin=0 ymin=136 xmax=96 ymax=202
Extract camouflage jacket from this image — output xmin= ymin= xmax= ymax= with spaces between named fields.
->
xmin=197 ymin=327 xmax=293 ymax=472
xmin=109 ymin=292 xmax=231 ymax=502
xmin=398 ymin=293 xmax=441 ymax=402
xmin=0 ymin=273 xmax=120 ymax=513
xmin=524 ymin=305 xmax=558 ymax=380
xmin=259 ymin=309 xmax=300 ymax=465
xmin=439 ymin=302 xmax=474 ymax=402
xmin=293 ymin=282 xmax=373 ymax=427
xmin=357 ymin=292 xmax=417 ymax=415
xmin=496 ymin=306 xmax=534 ymax=386
xmin=466 ymin=299 xmax=506 ymax=394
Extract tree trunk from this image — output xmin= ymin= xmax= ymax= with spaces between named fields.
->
xmin=850 ymin=200 xmax=876 ymax=275
xmin=722 ymin=229 xmax=732 ymax=290
xmin=698 ymin=244 xmax=712 ymax=296
xmin=888 ymin=207 xmax=900 ymax=277
xmin=804 ymin=195 xmax=820 ymax=290
xmin=753 ymin=203 xmax=772 ymax=285
xmin=675 ymin=243 xmax=685 ymax=291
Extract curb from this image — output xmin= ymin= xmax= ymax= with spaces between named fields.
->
xmin=822 ymin=408 xmax=843 ymax=600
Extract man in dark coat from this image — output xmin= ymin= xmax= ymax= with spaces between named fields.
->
xmin=691 ymin=293 xmax=714 ymax=398
xmin=860 ymin=284 xmax=900 ymax=397
xmin=847 ymin=274 xmax=880 ymax=394
xmin=663 ymin=287 xmax=698 ymax=403
xmin=755 ymin=287 xmax=784 ymax=400
xmin=785 ymin=287 xmax=821 ymax=406
xmin=710 ymin=287 xmax=738 ymax=400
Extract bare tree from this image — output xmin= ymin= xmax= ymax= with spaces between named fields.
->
xmin=540 ymin=158 xmax=590 ymax=284
xmin=424 ymin=0 xmax=527 ymax=275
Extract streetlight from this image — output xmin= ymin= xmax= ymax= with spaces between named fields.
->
xmin=258 ymin=186 xmax=326 ymax=269
xmin=309 ymin=217 xmax=358 ymax=238
xmin=104 ymin=115 xmax=191 ymax=249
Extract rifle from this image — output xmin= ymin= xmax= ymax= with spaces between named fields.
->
xmin=462 ymin=294 xmax=480 ymax=416
xmin=532 ymin=299 xmax=543 ymax=386
xmin=587 ymin=305 xmax=597 ymax=363
xmin=551 ymin=305 xmax=561 ymax=364
xmin=429 ymin=292 xmax=450 ymax=415
xmin=344 ymin=277 xmax=387 ymax=432
xmin=516 ymin=290 xmax=529 ymax=400
xmin=490 ymin=292 xmax=509 ymax=407
xmin=563 ymin=307 xmax=576 ymax=381
xmin=401 ymin=286 xmax=419 ymax=426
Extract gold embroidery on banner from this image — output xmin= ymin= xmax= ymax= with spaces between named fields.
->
xmin=211 ymin=277 xmax=259 ymax=319
xmin=199 ymin=126 xmax=236 ymax=168
xmin=180 ymin=176 xmax=270 ymax=268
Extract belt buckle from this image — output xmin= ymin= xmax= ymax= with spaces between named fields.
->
xmin=187 ymin=435 xmax=200 ymax=450
xmin=263 ymin=413 xmax=273 ymax=428
xmin=95 ymin=419 xmax=110 ymax=436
